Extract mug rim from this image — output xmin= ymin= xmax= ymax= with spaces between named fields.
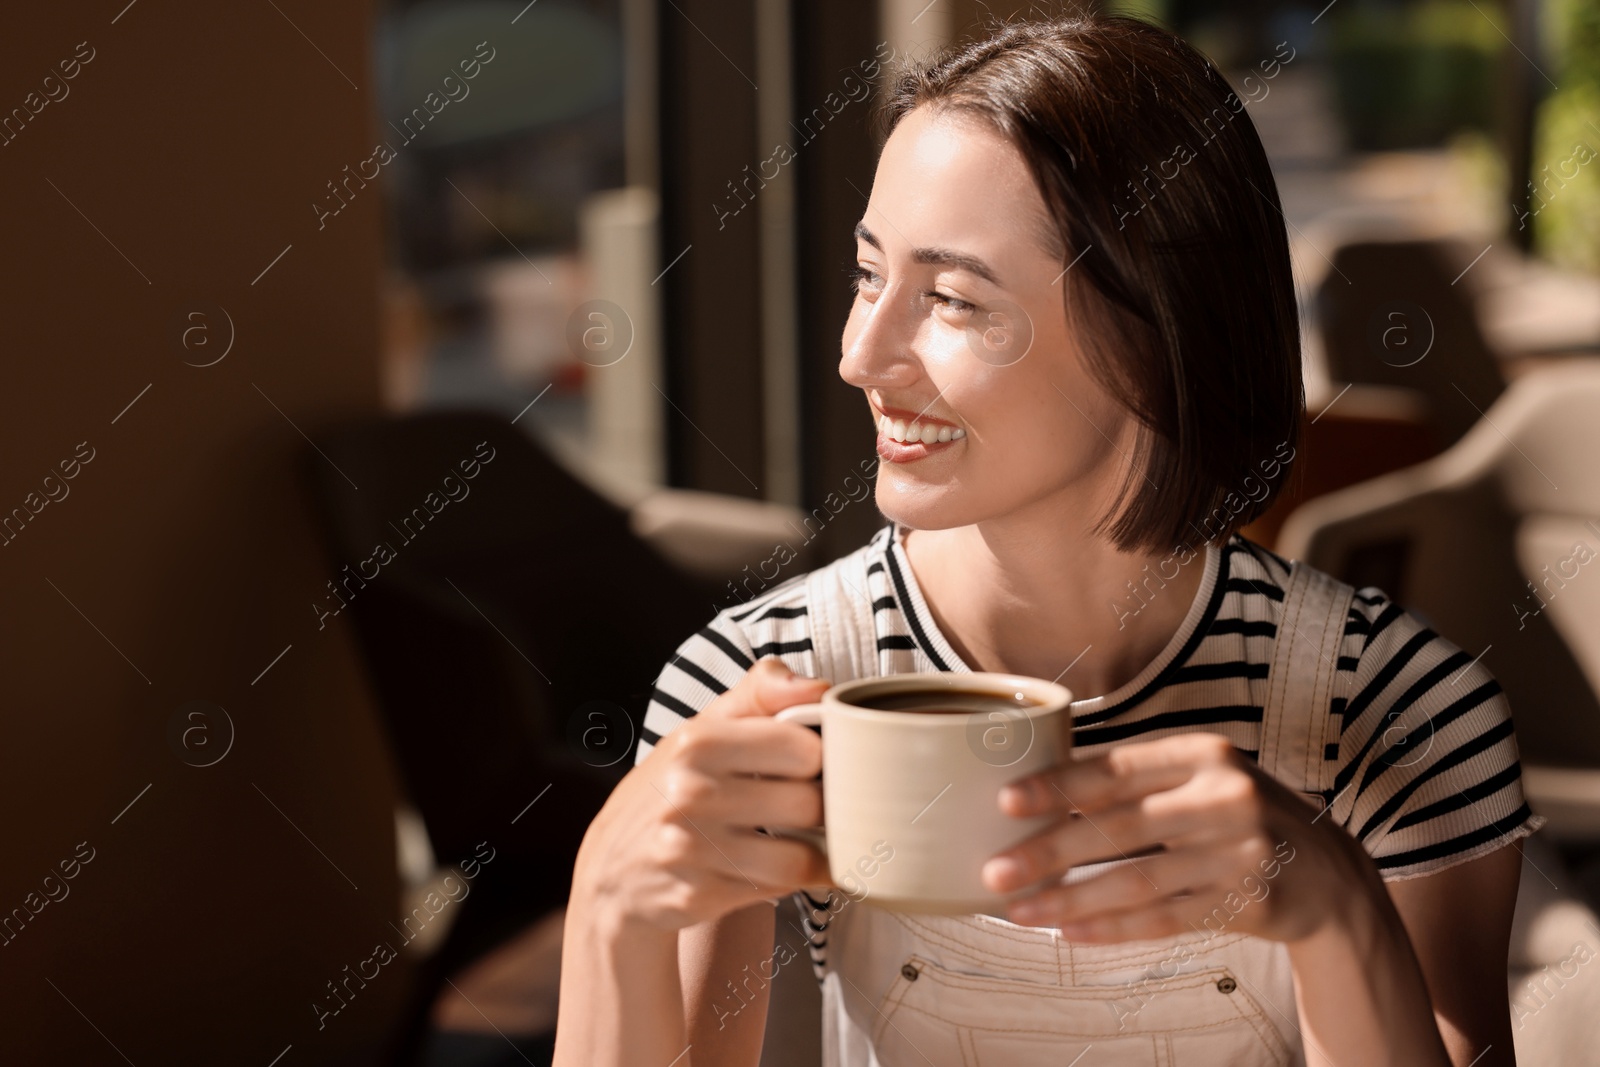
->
xmin=821 ymin=671 xmax=1072 ymax=723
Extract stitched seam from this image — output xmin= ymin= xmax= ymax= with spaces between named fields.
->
xmin=1066 ymin=932 xmax=1252 ymax=970
xmin=870 ymin=969 xmax=918 ymax=1047
xmin=895 ymin=958 xmax=1287 ymax=1057
xmin=958 ymin=1028 xmax=978 ymax=1067
xmin=1321 ymin=588 xmax=1355 ymax=794
xmin=1218 ymin=982 xmax=1288 ymax=1060
xmin=893 ymin=924 xmax=1061 ymax=976
xmin=1276 ymin=568 xmax=1310 ymax=777
xmin=1300 ymin=574 xmax=1335 ymax=793
xmin=857 ymin=547 xmax=875 ymax=678
xmin=908 ymin=913 xmax=1062 ymax=948
xmin=1306 ymin=580 xmax=1345 ymax=793
xmin=1326 ymin=597 xmax=1360 ymax=802
xmin=885 ymin=955 xmax=1289 ymax=1053
xmin=905 ymin=949 xmax=1251 ymax=993
xmin=890 ymin=913 xmax=1062 ymax=976
xmin=891 ymin=1000 xmax=1271 ymax=1038
xmin=807 ymin=570 xmax=832 ymax=684
xmin=1263 ymin=566 xmax=1305 ymax=780
xmin=1261 ymin=572 xmax=1289 ymax=772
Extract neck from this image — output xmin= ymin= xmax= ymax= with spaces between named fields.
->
xmin=899 ymin=499 xmax=1212 ymax=700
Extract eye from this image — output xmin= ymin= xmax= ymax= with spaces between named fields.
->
xmin=847 ymin=264 xmax=882 ymax=298
xmin=925 ymin=289 xmax=976 ymax=314
xmin=849 ymin=265 xmax=978 ymax=316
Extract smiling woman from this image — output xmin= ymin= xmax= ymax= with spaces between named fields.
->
xmin=845 ymin=23 xmax=1303 ymax=556
xmin=556 ymin=13 xmax=1540 ymax=1067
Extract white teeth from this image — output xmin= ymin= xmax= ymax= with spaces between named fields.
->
xmin=878 ymin=411 xmax=965 ymax=444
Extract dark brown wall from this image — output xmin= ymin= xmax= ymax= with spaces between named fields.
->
xmin=0 ymin=3 xmax=402 ymax=1064
xmin=658 ymin=0 xmax=767 ymax=498
xmin=792 ymin=0 xmax=893 ymax=563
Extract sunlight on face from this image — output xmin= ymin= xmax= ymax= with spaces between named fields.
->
xmin=841 ymin=106 xmax=1138 ymax=534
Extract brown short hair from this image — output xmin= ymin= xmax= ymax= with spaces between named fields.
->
xmin=876 ymin=14 xmax=1303 ymax=553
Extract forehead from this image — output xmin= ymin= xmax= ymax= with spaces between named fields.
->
xmin=865 ymin=106 xmax=1054 ymax=265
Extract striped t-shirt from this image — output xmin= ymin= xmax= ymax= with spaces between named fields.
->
xmin=636 ymin=521 xmax=1543 ymax=977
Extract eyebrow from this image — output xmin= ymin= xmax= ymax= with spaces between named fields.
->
xmin=854 ymin=221 xmax=1005 ymax=288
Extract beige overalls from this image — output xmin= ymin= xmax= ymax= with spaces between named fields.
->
xmin=797 ymin=544 xmax=1356 ymax=1066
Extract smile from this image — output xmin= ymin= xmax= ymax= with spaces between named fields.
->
xmin=877 ymin=414 xmax=966 ymax=444
xmin=870 ymin=400 xmax=967 ymax=463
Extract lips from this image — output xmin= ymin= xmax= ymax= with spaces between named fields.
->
xmin=871 ymin=399 xmax=966 ymax=463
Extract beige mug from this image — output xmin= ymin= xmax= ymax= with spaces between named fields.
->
xmin=773 ymin=671 xmax=1073 ymax=915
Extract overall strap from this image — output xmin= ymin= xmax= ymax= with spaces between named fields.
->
xmin=805 ymin=543 xmax=880 ymax=686
xmin=1258 ymin=560 xmax=1356 ymax=805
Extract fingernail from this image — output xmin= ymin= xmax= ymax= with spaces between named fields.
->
xmin=984 ymin=856 xmax=1027 ymax=888
xmin=1009 ymin=899 xmax=1046 ymax=924
xmin=1000 ymin=782 xmax=1036 ymax=812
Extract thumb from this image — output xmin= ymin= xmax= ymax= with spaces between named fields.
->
xmin=717 ymin=656 xmax=831 ymax=719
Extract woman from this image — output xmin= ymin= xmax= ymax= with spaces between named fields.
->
xmin=555 ymin=14 xmax=1542 ymax=1067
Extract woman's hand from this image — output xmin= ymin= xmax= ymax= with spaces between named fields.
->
xmin=982 ymin=732 xmax=1379 ymax=943
xmin=571 ymin=657 xmax=832 ymax=934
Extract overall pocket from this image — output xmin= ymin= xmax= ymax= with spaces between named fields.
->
xmin=868 ymin=954 xmax=1292 ymax=1067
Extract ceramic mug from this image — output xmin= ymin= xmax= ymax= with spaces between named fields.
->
xmin=773 ymin=671 xmax=1073 ymax=914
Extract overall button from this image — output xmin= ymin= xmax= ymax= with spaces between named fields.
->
xmin=1216 ymin=975 xmax=1238 ymax=994
xmin=901 ymin=962 xmax=920 ymax=981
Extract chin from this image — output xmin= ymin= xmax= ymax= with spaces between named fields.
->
xmin=875 ymin=482 xmax=985 ymax=532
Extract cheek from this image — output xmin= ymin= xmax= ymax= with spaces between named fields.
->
xmin=954 ymin=359 xmax=1132 ymax=507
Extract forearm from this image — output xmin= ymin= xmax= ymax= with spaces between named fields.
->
xmin=1288 ymin=865 xmax=1451 ymax=1067
xmin=553 ymin=897 xmax=687 ymax=1067
xmin=680 ymin=902 xmax=778 ymax=1062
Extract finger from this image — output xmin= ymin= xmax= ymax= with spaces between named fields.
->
xmin=707 ymin=656 xmax=831 ymax=721
xmin=665 ymin=715 xmax=823 ymax=779
xmin=986 ymin=789 xmax=1228 ymax=891
xmin=707 ymin=870 xmax=807 ymax=910
xmin=1001 ymin=841 xmax=1253 ymax=926
xmin=1034 ymin=887 xmax=1243 ymax=944
xmin=657 ymin=770 xmax=823 ymax=829
xmin=1001 ymin=733 xmax=1239 ymax=817
xmin=703 ymin=826 xmax=833 ymax=891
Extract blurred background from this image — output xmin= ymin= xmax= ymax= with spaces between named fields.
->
xmin=0 ymin=0 xmax=1597 ymax=1064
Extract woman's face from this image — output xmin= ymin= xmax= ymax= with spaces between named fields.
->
xmin=842 ymin=105 xmax=1138 ymax=535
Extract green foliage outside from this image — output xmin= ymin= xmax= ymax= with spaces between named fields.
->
xmin=1531 ymin=0 xmax=1600 ymax=272
xmin=1327 ymin=0 xmax=1505 ymax=150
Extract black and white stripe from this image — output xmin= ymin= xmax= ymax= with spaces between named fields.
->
xmin=635 ymin=521 xmax=1541 ymax=978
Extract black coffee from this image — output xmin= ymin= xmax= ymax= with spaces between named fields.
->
xmin=855 ymin=688 xmax=1041 ymax=715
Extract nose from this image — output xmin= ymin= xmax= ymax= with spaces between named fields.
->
xmin=839 ymin=284 xmax=923 ymax=393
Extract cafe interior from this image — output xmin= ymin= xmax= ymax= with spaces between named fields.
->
xmin=2 ymin=0 xmax=1599 ymax=1063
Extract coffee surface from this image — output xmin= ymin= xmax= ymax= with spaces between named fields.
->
xmin=854 ymin=688 xmax=1041 ymax=715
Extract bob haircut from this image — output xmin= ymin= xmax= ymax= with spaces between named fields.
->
xmin=875 ymin=14 xmax=1303 ymax=554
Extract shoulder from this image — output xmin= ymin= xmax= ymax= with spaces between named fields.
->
xmin=1216 ymin=543 xmax=1538 ymax=877
xmin=1325 ymin=585 xmax=1540 ymax=878
xmin=1339 ymin=583 xmax=1477 ymax=699
xmin=1222 ymin=534 xmax=1296 ymax=595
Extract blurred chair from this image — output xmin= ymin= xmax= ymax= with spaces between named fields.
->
xmin=1315 ymin=238 xmax=1507 ymax=449
xmin=1239 ymin=395 xmax=1441 ymax=551
xmin=1278 ymin=360 xmax=1600 ymax=1063
xmin=303 ymin=410 xmax=811 ymax=1066
xmin=1502 ymin=833 xmax=1600 ymax=1065
xmin=1279 ymin=359 xmax=1600 ymax=834
xmin=1243 ymin=237 xmax=1503 ymax=549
